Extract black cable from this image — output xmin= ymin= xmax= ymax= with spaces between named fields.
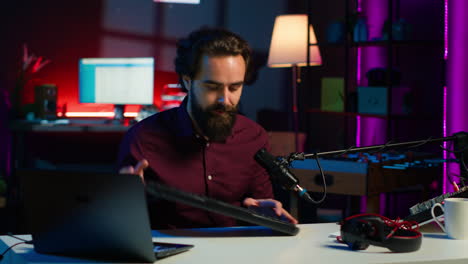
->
xmin=450 ymin=172 xmax=467 ymax=187
xmin=0 ymin=234 xmax=33 ymax=261
xmin=439 ymin=143 xmax=468 ymax=154
xmin=368 ymin=140 xmax=394 ymax=155
xmin=439 ymin=139 xmax=453 ymax=153
xmin=6 ymin=233 xmax=31 ymax=243
xmin=407 ymin=136 xmax=433 ymax=149
xmin=333 ymin=145 xmax=356 ymax=158
xmin=307 ymin=153 xmax=327 ymax=204
xmin=0 ymin=242 xmax=27 ymax=261
xmin=439 ymin=142 xmax=468 ymax=180
xmin=460 ymin=153 xmax=468 ymax=176
xmin=334 ymin=137 xmax=431 ymax=158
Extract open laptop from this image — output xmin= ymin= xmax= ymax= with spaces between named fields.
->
xmin=19 ymin=169 xmax=193 ymax=262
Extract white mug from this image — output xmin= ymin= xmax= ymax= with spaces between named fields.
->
xmin=431 ymin=198 xmax=468 ymax=239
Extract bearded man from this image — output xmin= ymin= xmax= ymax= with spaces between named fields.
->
xmin=117 ymin=27 xmax=296 ymax=229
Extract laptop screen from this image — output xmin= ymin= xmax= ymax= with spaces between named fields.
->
xmin=20 ymin=169 xmax=158 ymax=262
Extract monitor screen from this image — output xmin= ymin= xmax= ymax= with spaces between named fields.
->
xmin=79 ymin=57 xmax=154 ymax=105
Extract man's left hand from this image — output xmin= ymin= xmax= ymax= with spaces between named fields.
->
xmin=243 ymin=198 xmax=298 ymax=224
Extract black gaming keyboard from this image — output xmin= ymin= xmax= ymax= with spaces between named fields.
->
xmin=404 ymin=186 xmax=468 ymax=224
xmin=145 ymin=182 xmax=299 ymax=236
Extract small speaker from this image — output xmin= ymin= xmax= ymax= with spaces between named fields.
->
xmin=35 ymin=84 xmax=57 ymax=120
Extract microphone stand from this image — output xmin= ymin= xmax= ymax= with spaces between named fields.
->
xmin=284 ymin=132 xmax=468 ymax=165
xmin=278 ymin=132 xmax=468 ymax=221
xmin=280 ymin=132 xmax=468 ymax=209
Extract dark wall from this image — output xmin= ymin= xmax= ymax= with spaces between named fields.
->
xmin=0 ymin=0 xmax=291 ymax=174
xmin=0 ymin=0 xmax=446 ymax=166
xmin=0 ymin=0 xmax=291 ymax=118
xmin=2 ymin=0 xmax=101 ymax=93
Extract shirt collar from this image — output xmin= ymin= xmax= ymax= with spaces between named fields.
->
xmin=175 ymin=97 xmax=197 ymax=138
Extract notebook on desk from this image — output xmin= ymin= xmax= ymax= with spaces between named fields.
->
xmin=19 ymin=169 xmax=193 ymax=263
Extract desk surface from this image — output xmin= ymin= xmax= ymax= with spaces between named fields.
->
xmin=1 ymin=223 xmax=467 ymax=264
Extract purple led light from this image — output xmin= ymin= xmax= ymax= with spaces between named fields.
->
xmin=355 ymin=0 xmax=364 ymax=213
xmin=356 ymin=1 xmax=388 ymax=152
xmin=443 ymin=0 xmax=448 ymax=193
xmin=355 ymin=0 xmax=362 ymax=147
xmin=447 ymin=0 xmax=468 ymax=192
xmin=360 ymin=196 xmax=367 ymax=214
xmin=379 ymin=193 xmax=386 ymax=216
xmin=443 ymin=86 xmax=448 ymax=193
xmin=356 ymin=115 xmax=361 ymax=147
xmin=445 ymin=0 xmax=448 ymax=60
xmin=448 ymin=0 xmax=468 ymax=132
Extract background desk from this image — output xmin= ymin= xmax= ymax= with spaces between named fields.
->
xmin=9 ymin=121 xmax=129 ymax=171
xmin=4 ymin=121 xmax=129 ymax=234
xmin=1 ymin=223 xmax=467 ymax=264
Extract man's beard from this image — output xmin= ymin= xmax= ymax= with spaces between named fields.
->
xmin=189 ymin=91 xmax=237 ymax=142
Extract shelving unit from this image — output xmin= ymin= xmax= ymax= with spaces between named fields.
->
xmin=304 ymin=0 xmax=445 ymax=150
xmin=293 ymin=0 xmax=446 ymax=218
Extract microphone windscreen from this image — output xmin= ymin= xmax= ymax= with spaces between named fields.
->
xmin=254 ymin=148 xmax=277 ymax=172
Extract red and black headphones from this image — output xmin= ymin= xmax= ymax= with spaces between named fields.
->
xmin=338 ymin=213 xmax=422 ymax=253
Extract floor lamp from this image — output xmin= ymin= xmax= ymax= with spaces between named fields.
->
xmin=268 ymin=14 xmax=322 ymax=152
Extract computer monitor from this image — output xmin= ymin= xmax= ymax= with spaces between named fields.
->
xmin=79 ymin=57 xmax=154 ymax=122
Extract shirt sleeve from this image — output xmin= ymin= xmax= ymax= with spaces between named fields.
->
xmin=116 ymin=126 xmax=142 ymax=172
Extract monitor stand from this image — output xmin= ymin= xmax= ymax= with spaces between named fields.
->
xmin=107 ymin=104 xmax=125 ymax=125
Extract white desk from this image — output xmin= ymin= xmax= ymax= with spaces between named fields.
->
xmin=1 ymin=223 xmax=467 ymax=264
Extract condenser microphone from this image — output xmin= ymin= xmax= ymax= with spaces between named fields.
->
xmin=255 ymin=148 xmax=314 ymax=203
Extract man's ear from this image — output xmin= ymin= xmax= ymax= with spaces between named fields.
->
xmin=182 ymin=75 xmax=191 ymax=91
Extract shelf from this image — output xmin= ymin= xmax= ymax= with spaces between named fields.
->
xmin=352 ymin=40 xmax=444 ymax=47
xmin=305 ymin=109 xmax=386 ymax=119
xmin=305 ymin=109 xmax=441 ymax=121
xmin=311 ymin=40 xmax=444 ymax=48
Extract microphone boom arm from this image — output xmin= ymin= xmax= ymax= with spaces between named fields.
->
xmin=289 ymin=133 xmax=466 ymax=161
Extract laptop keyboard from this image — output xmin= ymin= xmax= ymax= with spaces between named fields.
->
xmin=146 ymin=182 xmax=299 ymax=236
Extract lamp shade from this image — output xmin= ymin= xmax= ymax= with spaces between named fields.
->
xmin=268 ymin=14 xmax=322 ymax=68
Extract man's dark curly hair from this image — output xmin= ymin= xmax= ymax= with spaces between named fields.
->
xmin=174 ymin=27 xmax=252 ymax=92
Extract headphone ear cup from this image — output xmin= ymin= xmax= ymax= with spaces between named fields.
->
xmin=341 ymin=218 xmax=375 ymax=251
xmin=349 ymin=240 xmax=369 ymax=250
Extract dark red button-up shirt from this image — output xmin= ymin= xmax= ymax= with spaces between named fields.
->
xmin=117 ymin=100 xmax=273 ymax=229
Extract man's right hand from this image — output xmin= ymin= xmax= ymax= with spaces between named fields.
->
xmin=119 ymin=159 xmax=149 ymax=184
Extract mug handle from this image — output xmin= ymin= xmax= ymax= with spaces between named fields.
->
xmin=431 ymin=202 xmax=446 ymax=232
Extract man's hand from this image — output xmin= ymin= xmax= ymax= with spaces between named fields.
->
xmin=119 ymin=159 xmax=149 ymax=184
xmin=243 ymin=198 xmax=298 ymax=224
